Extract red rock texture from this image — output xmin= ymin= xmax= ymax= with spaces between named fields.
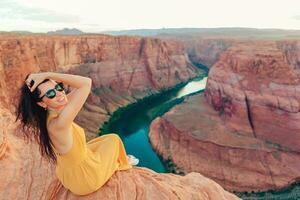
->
xmin=206 ymin=40 xmax=300 ymax=152
xmin=277 ymin=40 xmax=300 ymax=78
xmin=149 ymin=39 xmax=300 ymax=192
xmin=182 ymin=38 xmax=233 ymax=67
xmin=0 ymin=34 xmax=239 ymax=199
xmin=157 ymin=35 xmax=235 ymax=68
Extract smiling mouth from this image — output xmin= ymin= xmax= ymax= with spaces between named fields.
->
xmin=58 ymin=96 xmax=65 ymax=102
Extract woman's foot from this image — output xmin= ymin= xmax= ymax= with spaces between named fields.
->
xmin=127 ymin=154 xmax=139 ymax=166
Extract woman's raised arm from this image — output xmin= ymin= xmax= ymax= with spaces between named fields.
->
xmin=45 ymin=72 xmax=92 ymax=129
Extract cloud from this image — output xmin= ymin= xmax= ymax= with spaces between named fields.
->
xmin=292 ymin=15 xmax=300 ymax=20
xmin=82 ymin=23 xmax=103 ymax=27
xmin=1 ymin=0 xmax=300 ymax=32
xmin=0 ymin=0 xmax=80 ymax=23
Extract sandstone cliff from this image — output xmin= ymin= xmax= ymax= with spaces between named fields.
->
xmin=181 ymin=37 xmax=233 ymax=67
xmin=149 ymin=39 xmax=300 ymax=192
xmin=155 ymin=35 xmax=235 ymax=68
xmin=0 ymin=34 xmax=239 ymax=199
xmin=0 ymin=34 xmax=200 ymax=139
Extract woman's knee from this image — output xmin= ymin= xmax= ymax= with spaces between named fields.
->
xmin=107 ymin=133 xmax=121 ymax=141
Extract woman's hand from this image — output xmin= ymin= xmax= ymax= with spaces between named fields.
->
xmin=25 ymin=72 xmax=49 ymax=92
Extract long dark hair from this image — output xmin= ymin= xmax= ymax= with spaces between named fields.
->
xmin=15 ymin=74 xmax=57 ymax=164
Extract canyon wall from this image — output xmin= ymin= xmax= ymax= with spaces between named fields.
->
xmin=0 ymin=34 xmax=201 ymax=139
xmin=182 ymin=37 xmax=233 ymax=67
xmin=149 ymin=39 xmax=300 ymax=192
xmin=156 ymin=35 xmax=234 ymax=68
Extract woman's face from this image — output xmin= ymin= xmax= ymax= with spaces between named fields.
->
xmin=36 ymin=79 xmax=68 ymax=110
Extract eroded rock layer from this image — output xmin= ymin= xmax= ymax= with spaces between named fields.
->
xmin=0 ymin=34 xmax=200 ymax=139
xmin=149 ymin=39 xmax=300 ymax=192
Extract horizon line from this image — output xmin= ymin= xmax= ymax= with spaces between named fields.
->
xmin=1 ymin=26 xmax=300 ymax=34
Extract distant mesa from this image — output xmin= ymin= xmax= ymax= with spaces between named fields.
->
xmin=99 ymin=27 xmax=300 ymax=39
xmin=2 ymin=27 xmax=300 ymax=38
xmin=47 ymin=28 xmax=86 ymax=35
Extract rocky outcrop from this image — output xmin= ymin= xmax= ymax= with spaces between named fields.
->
xmin=0 ymin=104 xmax=240 ymax=200
xmin=149 ymin=94 xmax=300 ymax=192
xmin=277 ymin=40 xmax=300 ymax=77
xmin=156 ymin=35 xmax=235 ymax=68
xmin=205 ymin=40 xmax=300 ymax=152
xmin=51 ymin=167 xmax=241 ymax=200
xmin=0 ymin=34 xmax=239 ymax=199
xmin=0 ymin=106 xmax=58 ymax=199
xmin=182 ymin=38 xmax=233 ymax=67
xmin=149 ymin=39 xmax=300 ymax=192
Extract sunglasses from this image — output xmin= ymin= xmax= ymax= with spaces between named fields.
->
xmin=38 ymin=82 xmax=65 ymax=100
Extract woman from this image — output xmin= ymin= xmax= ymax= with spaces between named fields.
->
xmin=15 ymin=72 xmax=139 ymax=196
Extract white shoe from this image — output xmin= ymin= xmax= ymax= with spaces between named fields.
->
xmin=127 ymin=154 xmax=139 ymax=166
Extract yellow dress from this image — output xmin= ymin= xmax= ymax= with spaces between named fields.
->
xmin=46 ymin=110 xmax=133 ymax=196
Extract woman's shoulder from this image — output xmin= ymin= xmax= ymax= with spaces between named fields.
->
xmin=47 ymin=113 xmax=74 ymax=153
xmin=47 ymin=112 xmax=73 ymax=137
xmin=47 ymin=111 xmax=72 ymax=129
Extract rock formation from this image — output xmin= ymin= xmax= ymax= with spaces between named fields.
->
xmin=149 ymin=39 xmax=300 ymax=192
xmin=156 ymin=35 xmax=235 ymax=68
xmin=181 ymin=37 xmax=233 ymax=67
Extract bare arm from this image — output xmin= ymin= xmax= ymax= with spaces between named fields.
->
xmin=66 ymin=87 xmax=77 ymax=100
xmin=46 ymin=72 xmax=92 ymax=130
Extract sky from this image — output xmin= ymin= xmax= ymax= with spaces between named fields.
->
xmin=0 ymin=0 xmax=300 ymax=33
